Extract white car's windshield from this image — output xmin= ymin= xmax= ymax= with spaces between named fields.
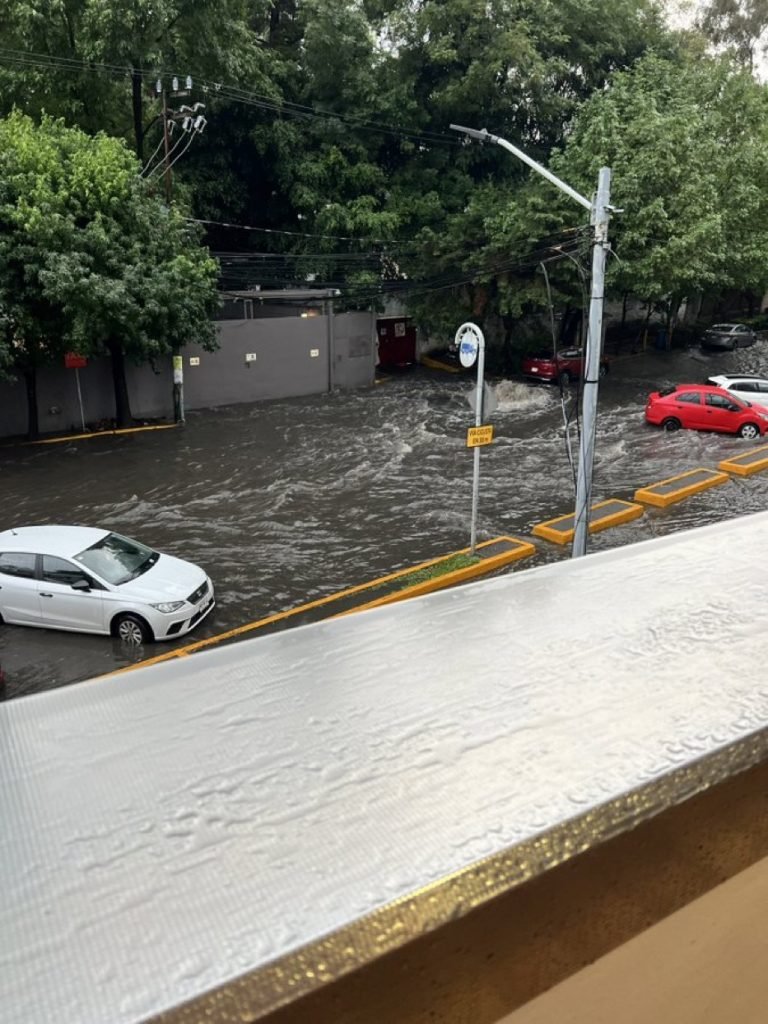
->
xmin=74 ymin=532 xmax=159 ymax=585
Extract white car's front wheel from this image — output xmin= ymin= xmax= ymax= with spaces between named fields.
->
xmin=114 ymin=613 xmax=153 ymax=645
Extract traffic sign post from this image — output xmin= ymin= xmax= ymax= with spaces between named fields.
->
xmin=455 ymin=322 xmax=489 ymax=554
xmin=64 ymin=353 xmax=87 ymax=431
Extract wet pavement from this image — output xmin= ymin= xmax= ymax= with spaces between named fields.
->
xmin=2 ymin=341 xmax=768 ymax=700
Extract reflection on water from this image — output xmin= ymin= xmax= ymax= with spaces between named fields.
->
xmin=2 ymin=342 xmax=768 ymax=698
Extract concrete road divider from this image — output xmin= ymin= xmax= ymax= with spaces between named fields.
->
xmin=532 ymin=499 xmax=644 ymax=546
xmin=634 ymin=467 xmax=730 ymax=508
xmin=718 ymin=445 xmax=768 ymax=477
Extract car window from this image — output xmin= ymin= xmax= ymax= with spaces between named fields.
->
xmin=734 ymin=381 xmax=757 ymax=392
xmin=706 ymin=393 xmax=740 ymax=410
xmin=41 ymin=555 xmax=91 ymax=586
xmin=0 ymin=552 xmax=37 ymax=578
xmin=675 ymin=391 xmax=701 ymax=404
xmin=758 ymin=383 xmax=768 ymax=393
xmin=75 ymin=531 xmax=158 ymax=585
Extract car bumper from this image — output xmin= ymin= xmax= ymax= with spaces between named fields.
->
xmin=524 ymin=371 xmax=557 ymax=382
xmin=149 ymin=585 xmax=216 ymax=641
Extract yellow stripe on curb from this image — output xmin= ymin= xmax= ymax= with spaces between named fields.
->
xmin=29 ymin=424 xmax=178 ymax=446
xmin=420 ymin=355 xmax=461 ymax=374
xmin=104 ymin=536 xmax=535 ymax=678
xmin=718 ymin=445 xmax=768 ymax=477
xmin=532 ymin=500 xmax=644 ymax=546
xmin=634 ymin=468 xmax=730 ymax=508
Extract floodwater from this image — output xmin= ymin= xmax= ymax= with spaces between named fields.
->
xmin=2 ymin=342 xmax=768 ymax=699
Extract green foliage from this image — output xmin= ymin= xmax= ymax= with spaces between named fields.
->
xmin=549 ymin=51 xmax=768 ymax=321
xmin=0 ymin=111 xmax=219 ymax=378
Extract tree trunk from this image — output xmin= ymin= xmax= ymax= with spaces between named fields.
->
xmin=106 ymin=340 xmax=132 ymax=427
xmin=24 ymin=367 xmax=39 ymax=441
xmin=132 ymin=66 xmax=145 ymax=162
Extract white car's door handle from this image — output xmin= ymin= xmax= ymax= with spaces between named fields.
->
xmin=40 ymin=592 xmax=53 ymax=598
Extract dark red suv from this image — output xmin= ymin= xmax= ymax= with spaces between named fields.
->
xmin=522 ymin=348 xmax=609 ymax=386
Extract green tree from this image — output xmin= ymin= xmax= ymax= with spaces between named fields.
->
xmin=0 ymin=0 xmax=278 ymax=160
xmin=699 ymin=0 xmax=768 ymax=68
xmin=549 ymin=51 xmax=768 ymax=331
xmin=0 ymin=112 xmax=219 ymax=437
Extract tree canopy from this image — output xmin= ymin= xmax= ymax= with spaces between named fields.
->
xmin=0 ymin=111 xmax=219 ymax=435
xmin=2 ymin=0 xmax=768 ymax=374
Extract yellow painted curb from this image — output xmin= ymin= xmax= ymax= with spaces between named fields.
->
xmin=104 ymin=536 xmax=534 ymax=677
xmin=718 ymin=445 xmax=768 ymax=477
xmin=420 ymin=355 xmax=461 ymax=374
xmin=634 ymin=468 xmax=730 ymax=508
xmin=29 ymin=423 xmax=178 ymax=446
xmin=532 ymin=500 xmax=645 ymax=546
xmin=338 ymin=536 xmax=536 ymax=617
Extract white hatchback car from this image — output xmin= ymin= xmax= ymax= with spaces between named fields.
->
xmin=707 ymin=374 xmax=768 ymax=411
xmin=0 ymin=526 xmax=214 ymax=644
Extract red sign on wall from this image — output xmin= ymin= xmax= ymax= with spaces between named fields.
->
xmin=64 ymin=352 xmax=88 ymax=369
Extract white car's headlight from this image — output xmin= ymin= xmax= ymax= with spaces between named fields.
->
xmin=151 ymin=601 xmax=186 ymax=613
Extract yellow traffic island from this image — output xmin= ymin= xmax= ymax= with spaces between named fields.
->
xmin=335 ymin=536 xmax=536 ymax=617
xmin=108 ymin=535 xmax=536 ymax=677
xmin=718 ymin=444 xmax=768 ymax=477
xmin=532 ymin=499 xmax=644 ymax=546
xmin=420 ymin=354 xmax=461 ymax=374
xmin=634 ymin=467 xmax=730 ymax=508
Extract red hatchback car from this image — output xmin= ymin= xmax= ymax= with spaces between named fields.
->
xmin=645 ymin=384 xmax=768 ymax=439
xmin=522 ymin=348 xmax=609 ymax=386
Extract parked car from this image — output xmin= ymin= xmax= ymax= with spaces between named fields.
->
xmin=700 ymin=323 xmax=757 ymax=351
xmin=522 ymin=348 xmax=609 ymax=386
xmin=706 ymin=374 xmax=768 ymax=410
xmin=0 ymin=526 xmax=214 ymax=644
xmin=645 ymin=384 xmax=768 ymax=439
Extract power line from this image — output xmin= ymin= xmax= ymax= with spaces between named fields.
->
xmin=190 ymin=217 xmax=410 ymax=245
xmin=0 ymin=48 xmax=462 ymax=148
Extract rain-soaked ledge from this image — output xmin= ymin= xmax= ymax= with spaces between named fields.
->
xmin=4 ymin=512 xmax=768 ymax=1024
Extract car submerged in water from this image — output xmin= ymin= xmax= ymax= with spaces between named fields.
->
xmin=522 ymin=348 xmax=609 ymax=386
xmin=0 ymin=526 xmax=214 ymax=644
xmin=645 ymin=384 xmax=768 ymax=439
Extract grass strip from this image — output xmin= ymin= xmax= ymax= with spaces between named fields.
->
xmin=394 ymin=552 xmax=480 ymax=591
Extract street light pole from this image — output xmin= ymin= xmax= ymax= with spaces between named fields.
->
xmin=449 ymin=124 xmax=614 ymax=558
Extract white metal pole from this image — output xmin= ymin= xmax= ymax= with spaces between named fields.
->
xmin=74 ymin=367 xmax=86 ymax=432
xmin=470 ymin=334 xmax=486 ymax=554
xmin=571 ymin=167 xmax=611 ymax=558
xmin=449 ymin=124 xmax=615 ymax=560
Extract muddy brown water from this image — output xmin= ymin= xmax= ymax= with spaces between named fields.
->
xmin=2 ymin=344 xmax=768 ymax=700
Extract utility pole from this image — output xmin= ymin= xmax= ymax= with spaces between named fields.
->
xmin=449 ymin=124 xmax=615 ymax=559
xmin=161 ymin=87 xmax=172 ymax=206
xmin=150 ymin=75 xmax=207 ymax=425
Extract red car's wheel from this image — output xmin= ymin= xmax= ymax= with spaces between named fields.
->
xmin=739 ymin=422 xmax=761 ymax=440
xmin=662 ymin=417 xmax=681 ymax=431
xmin=558 ymin=370 xmax=571 ymax=386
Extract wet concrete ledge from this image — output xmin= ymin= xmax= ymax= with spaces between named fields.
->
xmin=5 ymin=512 xmax=768 ymax=1023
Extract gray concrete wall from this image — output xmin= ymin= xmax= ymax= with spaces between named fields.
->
xmin=0 ymin=359 xmax=172 ymax=439
xmin=0 ymin=311 xmax=375 ymax=438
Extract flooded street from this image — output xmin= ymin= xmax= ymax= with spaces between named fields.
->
xmin=3 ymin=342 xmax=768 ymax=699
